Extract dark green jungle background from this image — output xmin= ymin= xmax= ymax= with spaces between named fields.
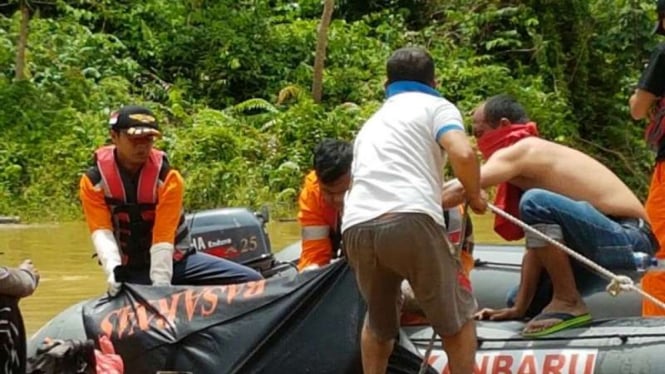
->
xmin=0 ymin=0 xmax=659 ymax=221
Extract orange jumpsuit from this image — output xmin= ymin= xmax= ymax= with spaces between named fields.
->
xmin=297 ymin=171 xmax=340 ymax=271
xmin=643 ymin=163 xmax=665 ymax=316
xmin=636 ymin=43 xmax=665 ymax=316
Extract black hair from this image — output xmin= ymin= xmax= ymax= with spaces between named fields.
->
xmin=313 ymin=139 xmax=353 ymax=184
xmin=386 ymin=47 xmax=435 ymax=85
xmin=483 ymin=94 xmax=530 ymax=127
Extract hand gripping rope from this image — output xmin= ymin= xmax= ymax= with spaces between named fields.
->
xmin=418 ymin=202 xmax=665 ymax=373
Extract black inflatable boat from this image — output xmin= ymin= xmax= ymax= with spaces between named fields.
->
xmin=27 ymin=207 xmax=665 ymax=373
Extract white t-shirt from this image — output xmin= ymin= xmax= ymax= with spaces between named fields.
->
xmin=341 ymin=82 xmax=465 ymax=231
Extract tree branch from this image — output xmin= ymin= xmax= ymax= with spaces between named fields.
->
xmin=143 ymin=68 xmax=172 ymax=91
xmin=14 ymin=0 xmax=30 ymax=81
xmin=312 ymin=0 xmax=334 ymax=103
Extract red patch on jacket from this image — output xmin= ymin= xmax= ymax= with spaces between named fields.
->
xmin=457 ymin=270 xmax=472 ymax=293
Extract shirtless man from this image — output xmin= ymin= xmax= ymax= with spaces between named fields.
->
xmin=443 ymin=94 xmax=658 ymax=336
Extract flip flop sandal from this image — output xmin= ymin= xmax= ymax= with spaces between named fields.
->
xmin=522 ymin=312 xmax=592 ymax=338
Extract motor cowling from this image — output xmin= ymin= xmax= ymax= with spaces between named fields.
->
xmin=185 ymin=207 xmax=275 ymax=275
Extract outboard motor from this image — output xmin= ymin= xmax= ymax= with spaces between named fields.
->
xmin=185 ymin=207 xmax=292 ymax=277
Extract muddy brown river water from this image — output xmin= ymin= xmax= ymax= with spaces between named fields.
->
xmin=0 ymin=213 xmax=504 ymax=335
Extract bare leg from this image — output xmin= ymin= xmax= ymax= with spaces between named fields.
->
xmin=512 ymin=249 xmax=545 ymax=311
xmin=524 ymin=243 xmax=589 ymax=333
xmin=440 ymin=318 xmax=477 ymax=374
xmin=361 ymin=320 xmax=394 ymax=374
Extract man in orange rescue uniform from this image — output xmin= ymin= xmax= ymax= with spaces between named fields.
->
xmin=297 ymin=138 xmax=475 ymax=275
xmin=80 ymin=105 xmax=263 ymax=297
xmin=629 ymin=0 xmax=665 ymax=316
xmin=297 ymin=139 xmax=352 ymax=271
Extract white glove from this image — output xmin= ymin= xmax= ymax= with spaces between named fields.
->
xmin=92 ymin=229 xmax=122 ymax=297
xmin=150 ymin=242 xmax=174 ymax=286
xmin=301 ymin=264 xmax=320 ymax=272
xmin=106 ymin=272 xmax=121 ymax=297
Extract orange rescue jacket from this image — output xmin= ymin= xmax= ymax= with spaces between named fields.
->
xmin=80 ymin=146 xmax=191 ymax=267
xmin=297 ymin=171 xmax=340 ymax=270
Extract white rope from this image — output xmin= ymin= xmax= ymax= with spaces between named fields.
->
xmin=417 ymin=203 xmax=665 ymax=372
xmin=488 ymin=203 xmax=665 ymax=311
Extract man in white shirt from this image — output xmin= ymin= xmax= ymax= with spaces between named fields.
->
xmin=342 ymin=47 xmax=486 ymax=374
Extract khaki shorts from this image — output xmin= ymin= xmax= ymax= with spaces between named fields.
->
xmin=343 ymin=213 xmax=476 ymax=340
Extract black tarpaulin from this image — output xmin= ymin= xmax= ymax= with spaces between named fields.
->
xmin=81 ymin=260 xmax=433 ymax=374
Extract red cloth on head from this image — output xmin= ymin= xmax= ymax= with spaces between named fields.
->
xmin=476 ymin=122 xmax=539 ymax=160
xmin=476 ymin=122 xmax=539 ymax=241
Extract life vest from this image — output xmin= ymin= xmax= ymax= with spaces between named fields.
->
xmin=445 ymin=205 xmax=473 ymax=252
xmin=89 ymin=145 xmax=190 ymax=266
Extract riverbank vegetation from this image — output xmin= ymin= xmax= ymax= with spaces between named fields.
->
xmin=0 ymin=0 xmax=658 ymax=221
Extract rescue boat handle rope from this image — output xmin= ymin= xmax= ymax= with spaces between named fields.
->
xmin=488 ymin=203 xmax=665 ymax=310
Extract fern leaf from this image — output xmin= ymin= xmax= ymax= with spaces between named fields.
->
xmin=230 ymin=98 xmax=278 ymax=114
xmin=277 ymin=85 xmax=304 ymax=105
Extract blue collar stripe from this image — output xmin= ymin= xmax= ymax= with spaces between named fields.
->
xmin=385 ymin=81 xmax=441 ymax=98
xmin=435 ymin=123 xmax=465 ymax=142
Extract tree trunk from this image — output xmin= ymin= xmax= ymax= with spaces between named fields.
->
xmin=311 ymin=0 xmax=334 ymax=103
xmin=15 ymin=0 xmax=30 ymax=81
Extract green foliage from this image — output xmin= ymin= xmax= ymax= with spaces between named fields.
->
xmin=163 ymin=94 xmax=375 ymax=216
xmin=0 ymin=13 xmax=141 ymax=220
xmin=0 ymin=0 xmax=661 ymax=221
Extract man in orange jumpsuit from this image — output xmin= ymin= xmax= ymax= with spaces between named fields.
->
xmin=629 ymin=0 xmax=665 ymax=316
xmin=80 ymin=105 xmax=262 ymax=297
xmin=297 ymin=139 xmax=352 ymax=271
